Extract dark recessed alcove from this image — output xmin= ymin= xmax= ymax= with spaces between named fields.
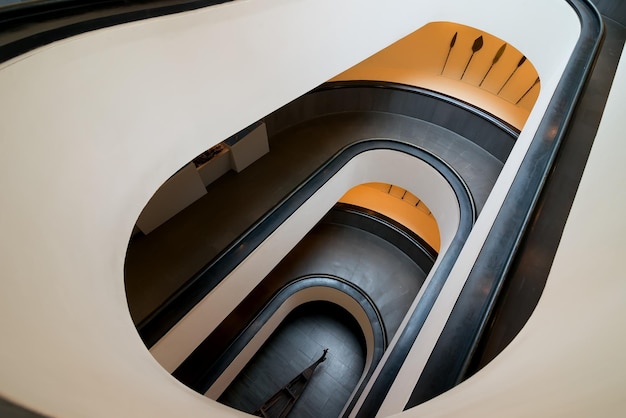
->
xmin=218 ymin=301 xmax=366 ymax=418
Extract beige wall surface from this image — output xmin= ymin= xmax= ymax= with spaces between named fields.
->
xmin=0 ymin=0 xmax=584 ymax=417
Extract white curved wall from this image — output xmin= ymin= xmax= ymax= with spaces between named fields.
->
xmin=0 ymin=0 xmax=581 ymax=417
xmin=150 ymin=149 xmax=460 ymax=372
xmin=205 ymin=287 xmax=378 ymax=400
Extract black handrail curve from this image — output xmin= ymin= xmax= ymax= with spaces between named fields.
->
xmin=265 ymin=80 xmax=519 ymax=163
xmin=174 ymin=275 xmax=386 ymax=415
xmin=315 ymin=81 xmax=521 ymax=139
xmin=137 ymin=140 xmax=476 ymax=349
xmin=402 ymin=0 xmax=604 ymax=410
xmin=0 ymin=0 xmax=232 ymax=63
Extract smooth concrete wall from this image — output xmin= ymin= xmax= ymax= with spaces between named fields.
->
xmin=0 ymin=0 xmax=579 ymax=417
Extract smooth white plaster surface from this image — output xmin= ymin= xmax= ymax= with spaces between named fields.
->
xmin=0 ymin=0 xmax=581 ymax=416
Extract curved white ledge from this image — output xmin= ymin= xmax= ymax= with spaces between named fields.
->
xmin=205 ymin=286 xmax=376 ymax=404
xmin=0 ymin=0 xmax=581 ymax=417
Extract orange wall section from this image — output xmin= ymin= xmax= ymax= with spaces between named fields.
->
xmin=339 ymin=184 xmax=440 ymax=252
xmin=332 ymin=22 xmax=540 ymax=131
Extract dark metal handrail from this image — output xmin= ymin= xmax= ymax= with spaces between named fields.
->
xmin=314 ymin=80 xmax=521 ymax=139
xmin=174 ymin=275 xmax=387 ymax=411
xmin=402 ymin=0 xmax=604 ymax=410
xmin=0 ymin=0 xmax=232 ymax=63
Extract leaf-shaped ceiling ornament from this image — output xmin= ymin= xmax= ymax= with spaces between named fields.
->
xmin=498 ymin=54 xmax=528 ymax=94
xmin=441 ymin=32 xmax=458 ymax=74
xmin=450 ymin=32 xmax=458 ymax=48
xmin=462 ymin=35 xmax=484 ymax=79
xmin=471 ymin=35 xmax=484 ymax=53
xmin=516 ymin=77 xmax=541 ymax=104
xmin=480 ymin=43 xmax=507 ymax=86
xmin=492 ymin=43 xmax=507 ymax=64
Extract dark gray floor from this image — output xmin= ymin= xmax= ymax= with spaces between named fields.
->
xmin=125 ymin=111 xmax=501 ymax=325
xmin=219 ymin=302 xmax=365 ymax=418
xmin=169 ymin=212 xmax=427 ymax=410
xmin=265 ymin=221 xmax=426 ymax=339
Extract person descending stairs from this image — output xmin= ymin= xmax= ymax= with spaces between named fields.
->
xmin=254 ymin=349 xmax=329 ymax=418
